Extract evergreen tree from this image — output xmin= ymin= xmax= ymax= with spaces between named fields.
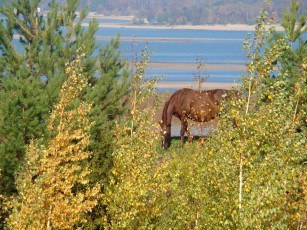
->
xmin=281 ymin=0 xmax=306 ymax=49
xmin=0 ymin=68 xmax=49 ymax=195
xmin=267 ymin=0 xmax=306 ymax=83
xmin=87 ymin=35 xmax=131 ymax=185
xmin=84 ymin=35 xmax=132 ymax=228
xmin=0 ymin=0 xmax=96 ymax=195
xmin=0 ymin=0 xmax=131 ymax=199
xmin=266 ymin=0 xmax=306 ymax=129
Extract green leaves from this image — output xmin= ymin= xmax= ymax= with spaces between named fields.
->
xmin=1 ymin=0 xmax=306 ymax=229
xmin=101 ymin=2 xmax=306 ymax=228
xmin=0 ymin=0 xmax=132 ymax=204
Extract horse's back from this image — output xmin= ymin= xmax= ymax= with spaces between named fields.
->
xmin=169 ymin=88 xmax=195 ymax=111
xmin=169 ymin=88 xmax=230 ymax=107
xmin=169 ymin=88 xmax=232 ymax=122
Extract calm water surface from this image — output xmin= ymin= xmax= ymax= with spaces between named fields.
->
xmin=6 ymin=17 xmax=306 ymax=92
xmin=94 ymin=27 xmax=251 ymax=84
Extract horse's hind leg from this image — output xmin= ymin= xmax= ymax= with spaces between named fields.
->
xmin=186 ymin=126 xmax=193 ymax=143
xmin=179 ymin=124 xmax=186 ymax=148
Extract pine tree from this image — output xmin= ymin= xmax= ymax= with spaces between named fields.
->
xmin=0 ymin=68 xmax=49 ymax=195
xmin=281 ymin=0 xmax=306 ymax=49
xmin=0 ymin=0 xmax=131 ymax=198
xmin=266 ymin=0 xmax=306 ymax=129
xmin=83 ymin=35 xmax=132 ymax=227
xmin=267 ymin=0 xmax=306 ymax=83
xmin=0 ymin=0 xmax=96 ymax=195
xmin=87 ymin=35 xmax=131 ymax=179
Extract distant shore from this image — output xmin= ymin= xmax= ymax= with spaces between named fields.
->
xmin=83 ymin=15 xmax=284 ymax=31
xmin=93 ymin=23 xmax=284 ymax=32
xmin=155 ymin=81 xmax=239 ymax=90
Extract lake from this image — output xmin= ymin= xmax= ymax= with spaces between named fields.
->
xmin=10 ymin=17 xmax=257 ymax=90
xmin=92 ymin=25 xmax=251 ymax=87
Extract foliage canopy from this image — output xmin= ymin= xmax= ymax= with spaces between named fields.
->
xmin=0 ymin=0 xmax=306 ymax=229
xmin=0 ymin=0 xmax=131 ymax=197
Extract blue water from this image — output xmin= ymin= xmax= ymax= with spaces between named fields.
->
xmin=9 ymin=20 xmax=256 ymax=85
xmin=95 ymin=27 xmax=249 ymax=39
xmin=82 ymin=19 xmax=131 ymax=24
xmin=94 ymin=27 xmax=249 ymax=84
xmin=115 ymin=39 xmax=245 ymax=64
xmin=147 ymin=69 xmax=243 ymax=83
xmin=95 ymin=27 xmax=248 ymax=65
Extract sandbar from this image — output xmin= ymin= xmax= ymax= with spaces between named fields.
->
xmin=155 ymin=81 xmax=239 ymax=90
xmin=147 ymin=62 xmax=246 ymax=71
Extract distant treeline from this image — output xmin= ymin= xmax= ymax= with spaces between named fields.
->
xmin=37 ymin=0 xmax=307 ymax=25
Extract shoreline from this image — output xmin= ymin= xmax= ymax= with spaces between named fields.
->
xmin=155 ymin=81 xmax=239 ymax=90
xmin=95 ymin=35 xmax=245 ymax=42
xmin=83 ymin=22 xmax=284 ymax=31
xmin=82 ymin=15 xmax=284 ymax=31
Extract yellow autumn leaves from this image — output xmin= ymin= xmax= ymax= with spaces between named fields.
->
xmin=6 ymin=53 xmax=100 ymax=229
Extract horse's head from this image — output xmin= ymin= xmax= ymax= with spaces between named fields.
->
xmin=160 ymin=121 xmax=171 ymax=150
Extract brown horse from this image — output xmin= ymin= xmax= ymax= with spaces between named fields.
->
xmin=161 ymin=88 xmax=234 ymax=149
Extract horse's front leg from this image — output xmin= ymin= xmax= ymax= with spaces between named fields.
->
xmin=180 ymin=116 xmax=188 ymax=148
